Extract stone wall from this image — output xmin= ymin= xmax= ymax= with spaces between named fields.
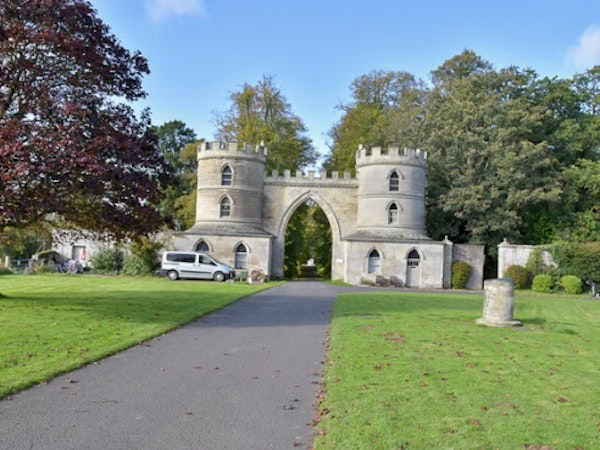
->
xmin=453 ymin=243 xmax=485 ymax=289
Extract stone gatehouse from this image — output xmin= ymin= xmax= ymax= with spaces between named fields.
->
xmin=167 ymin=141 xmax=484 ymax=288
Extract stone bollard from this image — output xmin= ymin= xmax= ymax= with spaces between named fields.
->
xmin=477 ymin=278 xmax=522 ymax=327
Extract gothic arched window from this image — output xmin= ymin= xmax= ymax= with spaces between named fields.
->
xmin=368 ymin=249 xmax=381 ymax=274
xmin=388 ymin=203 xmax=399 ymax=224
xmin=221 ymin=165 xmax=232 ymax=186
xmin=389 ymin=171 xmax=399 ymax=191
xmin=407 ymin=249 xmax=420 ymax=268
xmin=235 ymin=243 xmax=247 ymax=269
xmin=220 ymin=197 xmax=231 ymax=217
xmin=195 ymin=240 xmax=209 ymax=253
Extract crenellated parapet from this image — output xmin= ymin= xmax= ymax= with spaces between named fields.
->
xmin=265 ymin=168 xmax=356 ymax=187
xmin=197 ymin=141 xmax=267 ymax=162
xmin=355 ymin=145 xmax=427 ymax=168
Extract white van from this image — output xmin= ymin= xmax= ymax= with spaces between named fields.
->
xmin=160 ymin=251 xmax=235 ymax=281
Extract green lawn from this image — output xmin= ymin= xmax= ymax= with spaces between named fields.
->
xmin=0 ymin=274 xmax=275 ymax=398
xmin=314 ymin=291 xmax=600 ymax=450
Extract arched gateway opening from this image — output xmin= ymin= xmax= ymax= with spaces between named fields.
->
xmin=275 ymin=192 xmax=339 ymax=280
xmin=284 ymin=199 xmax=332 ymax=278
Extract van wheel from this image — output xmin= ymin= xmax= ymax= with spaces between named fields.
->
xmin=167 ymin=270 xmax=179 ymax=281
xmin=213 ymin=271 xmax=225 ymax=282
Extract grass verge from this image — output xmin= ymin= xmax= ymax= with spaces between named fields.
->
xmin=0 ymin=274 xmax=276 ymax=398
xmin=314 ymin=291 xmax=600 ymax=449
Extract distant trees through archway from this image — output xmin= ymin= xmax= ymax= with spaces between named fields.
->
xmin=284 ymin=200 xmax=332 ymax=279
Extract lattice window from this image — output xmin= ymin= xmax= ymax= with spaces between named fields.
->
xmin=221 ymin=165 xmax=232 ymax=186
xmin=389 ymin=171 xmax=399 ymax=191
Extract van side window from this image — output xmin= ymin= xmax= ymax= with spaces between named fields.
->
xmin=167 ymin=253 xmax=195 ymax=263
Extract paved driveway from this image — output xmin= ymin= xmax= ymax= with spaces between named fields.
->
xmin=0 ymin=281 xmax=363 ymax=450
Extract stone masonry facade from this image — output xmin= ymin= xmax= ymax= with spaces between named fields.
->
xmin=166 ymin=142 xmax=484 ymax=288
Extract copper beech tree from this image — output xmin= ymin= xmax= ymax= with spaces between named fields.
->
xmin=0 ymin=0 xmax=176 ymax=240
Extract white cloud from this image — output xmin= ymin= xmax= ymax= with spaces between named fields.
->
xmin=145 ymin=0 xmax=206 ymax=23
xmin=565 ymin=24 xmax=600 ymax=69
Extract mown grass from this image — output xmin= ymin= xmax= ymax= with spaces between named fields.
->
xmin=0 ymin=274 xmax=276 ymax=398
xmin=315 ymin=291 xmax=600 ymax=450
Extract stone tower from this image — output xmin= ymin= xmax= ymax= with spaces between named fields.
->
xmin=354 ymin=145 xmax=428 ymax=240
xmin=194 ymin=141 xmax=267 ymax=234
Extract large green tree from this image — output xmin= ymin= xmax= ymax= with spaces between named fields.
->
xmin=325 ymin=70 xmax=426 ymax=173
xmin=213 ymin=75 xmax=318 ymax=172
xmin=423 ymin=60 xmax=564 ymax=246
xmin=151 ymin=120 xmax=197 ymax=173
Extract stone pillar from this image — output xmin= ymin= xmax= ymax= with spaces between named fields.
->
xmin=477 ymin=278 xmax=522 ymax=327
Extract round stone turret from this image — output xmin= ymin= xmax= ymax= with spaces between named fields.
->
xmin=194 ymin=141 xmax=267 ymax=234
xmin=355 ymin=145 xmax=428 ymax=239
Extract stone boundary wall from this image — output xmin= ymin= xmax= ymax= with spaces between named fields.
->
xmin=497 ymin=239 xmax=536 ymax=278
xmin=453 ymin=243 xmax=485 ymax=289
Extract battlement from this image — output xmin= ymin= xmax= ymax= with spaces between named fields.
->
xmin=197 ymin=141 xmax=267 ymax=161
xmin=355 ymin=145 xmax=427 ymax=166
xmin=265 ymin=168 xmax=356 ymax=186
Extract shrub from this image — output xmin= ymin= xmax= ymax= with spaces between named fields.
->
xmin=504 ymin=265 xmax=533 ymax=289
xmin=532 ymin=274 xmax=554 ymax=293
xmin=451 ymin=260 xmax=472 ymax=289
xmin=90 ymin=247 xmax=124 ymax=274
xmin=560 ymin=275 xmax=583 ymax=295
xmin=526 ymin=248 xmax=547 ymax=275
xmin=122 ymin=237 xmax=162 ymax=276
xmin=552 ymin=241 xmax=600 ymax=281
xmin=0 ymin=266 xmax=14 ymax=275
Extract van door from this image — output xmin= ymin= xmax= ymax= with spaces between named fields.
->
xmin=174 ymin=253 xmax=198 ymax=279
xmin=197 ymin=254 xmax=217 ymax=279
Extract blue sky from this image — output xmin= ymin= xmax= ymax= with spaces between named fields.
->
xmin=90 ymin=0 xmax=600 ymax=157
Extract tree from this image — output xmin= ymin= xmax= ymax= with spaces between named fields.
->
xmin=0 ymin=0 xmax=175 ymax=240
xmin=172 ymin=140 xmax=202 ymax=230
xmin=561 ymin=159 xmax=600 ymax=241
xmin=150 ymin=121 xmax=197 ymax=229
xmin=325 ymin=70 xmax=427 ymax=173
xmin=213 ymin=75 xmax=318 ymax=172
xmin=424 ymin=62 xmax=563 ymax=247
xmin=151 ymin=120 xmax=197 ymax=173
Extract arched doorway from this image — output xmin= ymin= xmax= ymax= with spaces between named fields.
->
xmin=406 ymin=249 xmax=421 ymax=288
xmin=284 ymin=199 xmax=332 ymax=278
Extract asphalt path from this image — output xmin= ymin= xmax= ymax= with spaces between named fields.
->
xmin=0 ymin=281 xmax=365 ymax=450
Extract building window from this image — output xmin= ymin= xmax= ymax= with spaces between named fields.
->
xmin=221 ymin=165 xmax=232 ymax=186
xmin=368 ymin=249 xmax=381 ymax=274
xmin=220 ymin=197 xmax=231 ymax=217
xmin=407 ymin=249 xmax=420 ymax=267
xmin=195 ymin=240 xmax=209 ymax=253
xmin=235 ymin=243 xmax=247 ymax=269
xmin=388 ymin=203 xmax=399 ymax=224
xmin=389 ymin=171 xmax=399 ymax=191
